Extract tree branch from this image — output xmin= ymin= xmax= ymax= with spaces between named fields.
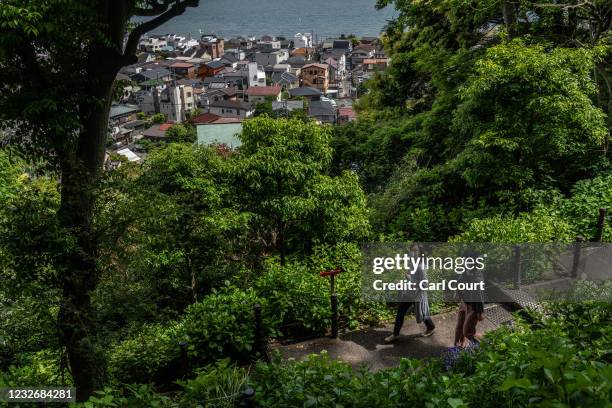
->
xmin=134 ymin=0 xmax=173 ymax=16
xmin=123 ymin=0 xmax=199 ymax=63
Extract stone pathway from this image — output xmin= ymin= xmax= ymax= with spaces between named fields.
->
xmin=274 ymin=304 xmax=512 ymax=371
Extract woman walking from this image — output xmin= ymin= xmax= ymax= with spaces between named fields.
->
xmin=384 ymin=243 xmax=435 ymax=343
xmin=454 ymin=251 xmax=485 ymax=347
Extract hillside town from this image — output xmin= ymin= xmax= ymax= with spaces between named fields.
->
xmin=108 ymin=32 xmax=388 ymax=163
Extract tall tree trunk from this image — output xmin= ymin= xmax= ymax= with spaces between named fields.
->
xmin=57 ymin=79 xmax=113 ymax=401
xmin=501 ymin=0 xmax=517 ymax=38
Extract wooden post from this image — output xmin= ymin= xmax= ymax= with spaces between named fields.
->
xmin=571 ymin=236 xmax=585 ymax=278
xmin=595 ymin=208 xmax=607 ymax=242
xmin=319 ymin=267 xmax=343 ymax=339
xmin=513 ymin=245 xmax=521 ymax=289
xmin=331 ymin=293 xmax=339 ymax=339
xmin=253 ymin=304 xmax=270 ymax=362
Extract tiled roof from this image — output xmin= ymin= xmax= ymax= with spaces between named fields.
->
xmin=245 ymin=86 xmax=281 ymax=96
xmin=302 ymin=63 xmax=329 ymax=70
xmin=209 ymin=100 xmax=253 ymax=110
xmin=190 ymin=113 xmax=222 ymax=124
xmin=338 ymin=107 xmax=356 ymax=118
xmin=170 ymin=62 xmax=194 ymax=68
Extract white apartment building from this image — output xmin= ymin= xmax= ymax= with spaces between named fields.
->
xmin=255 ymin=50 xmax=289 ymax=67
xmin=294 ymin=33 xmax=313 ymax=48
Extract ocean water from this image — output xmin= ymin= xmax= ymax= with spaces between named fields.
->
xmin=137 ymin=0 xmax=397 ymax=39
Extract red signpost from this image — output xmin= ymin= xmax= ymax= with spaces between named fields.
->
xmin=319 ymin=267 xmax=344 ymax=338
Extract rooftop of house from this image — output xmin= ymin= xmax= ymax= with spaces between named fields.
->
xmin=209 ymin=100 xmax=253 ymax=110
xmin=170 ymin=62 xmax=194 ymax=68
xmin=143 ymin=123 xmax=169 ymax=139
xmin=338 ymin=106 xmax=356 ymax=118
xmin=116 ymin=148 xmax=141 ymax=162
xmin=133 ymin=68 xmax=172 ymax=80
xmin=245 ymin=85 xmax=282 ymax=96
xmin=221 ymin=54 xmax=240 ymax=63
xmin=190 ymin=112 xmax=222 ymax=124
xmin=353 ymin=44 xmax=376 ymax=53
xmin=309 ymin=100 xmax=336 ymax=116
xmin=332 ymin=40 xmax=351 ymax=49
xmin=287 ymin=56 xmax=307 ymax=66
xmin=302 ymin=63 xmax=329 ymax=71
xmin=205 ymin=59 xmax=227 ymax=69
xmin=272 ymin=71 xmax=299 ymax=84
xmin=289 ymin=87 xmax=322 ymax=97
xmin=290 ymin=47 xmax=314 ymax=56
xmin=110 ymin=104 xmax=140 ymax=118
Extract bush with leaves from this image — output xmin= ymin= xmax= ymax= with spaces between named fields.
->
xmin=182 ymin=286 xmax=268 ymax=364
xmin=107 ymin=321 xmax=186 ymax=385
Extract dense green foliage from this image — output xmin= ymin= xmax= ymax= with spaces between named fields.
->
xmin=65 ymin=303 xmax=611 ymax=407
xmin=332 ymin=0 xmax=611 ymax=241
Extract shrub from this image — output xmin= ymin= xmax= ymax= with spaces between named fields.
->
xmin=107 ymin=321 xmax=186 ymax=385
xmin=178 ymin=359 xmax=248 ymax=408
xmin=246 ymin=302 xmax=611 ymax=408
xmin=0 ymin=349 xmax=70 ymax=388
xmin=182 ymin=286 xmax=267 ymax=363
xmin=255 ymin=243 xmax=390 ymax=337
xmin=79 ymin=384 xmax=174 ymax=408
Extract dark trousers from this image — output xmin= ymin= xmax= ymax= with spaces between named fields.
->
xmin=454 ymin=302 xmax=479 ymax=346
xmin=393 ymin=302 xmax=435 ymax=336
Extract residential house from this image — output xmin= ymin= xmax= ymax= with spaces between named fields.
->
xmin=116 ymin=148 xmax=142 ymax=163
xmin=332 ymin=40 xmax=352 ymax=53
xmin=130 ymin=67 xmax=172 ymax=84
xmin=203 ymin=75 xmax=247 ymax=90
xmin=199 ymin=87 xmax=239 ymax=108
xmin=191 ymin=113 xmax=243 ymax=148
xmin=287 ymin=56 xmax=307 ymax=75
xmin=140 ymin=36 xmax=167 ymax=52
xmin=322 ymin=52 xmax=347 ymax=80
xmin=109 ymin=104 xmax=140 ymax=126
xmin=257 ymin=37 xmax=281 ymax=50
xmin=142 ymin=123 xmax=174 ymax=141
xmin=245 ymin=85 xmax=282 ymax=106
xmin=255 ymin=50 xmax=289 ymax=67
xmin=169 ymin=62 xmax=196 ymax=79
xmin=350 ymin=44 xmax=376 ymax=68
xmin=220 ymin=53 xmax=240 ymax=69
xmin=301 ymin=63 xmax=330 ymax=93
xmin=337 ymin=106 xmax=356 ymax=124
xmin=308 ymin=100 xmax=336 ymax=124
xmin=136 ymin=52 xmax=156 ymax=64
xmin=224 ymin=48 xmax=247 ymax=61
xmin=200 ymin=35 xmax=225 ymax=58
xmin=159 ymin=84 xmax=196 ymax=122
xmin=199 ymin=59 xmax=227 ymax=78
xmin=290 ymin=48 xmax=315 ymax=61
xmin=208 ymin=100 xmax=254 ymax=119
xmin=293 ymin=33 xmax=313 ymax=49
xmin=236 ymin=61 xmax=267 ymax=88
xmin=271 ymin=71 xmax=300 ymax=89
xmin=288 ymin=86 xmax=322 ymax=100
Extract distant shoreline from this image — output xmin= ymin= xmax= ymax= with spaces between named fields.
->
xmin=132 ymin=0 xmax=396 ymax=40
